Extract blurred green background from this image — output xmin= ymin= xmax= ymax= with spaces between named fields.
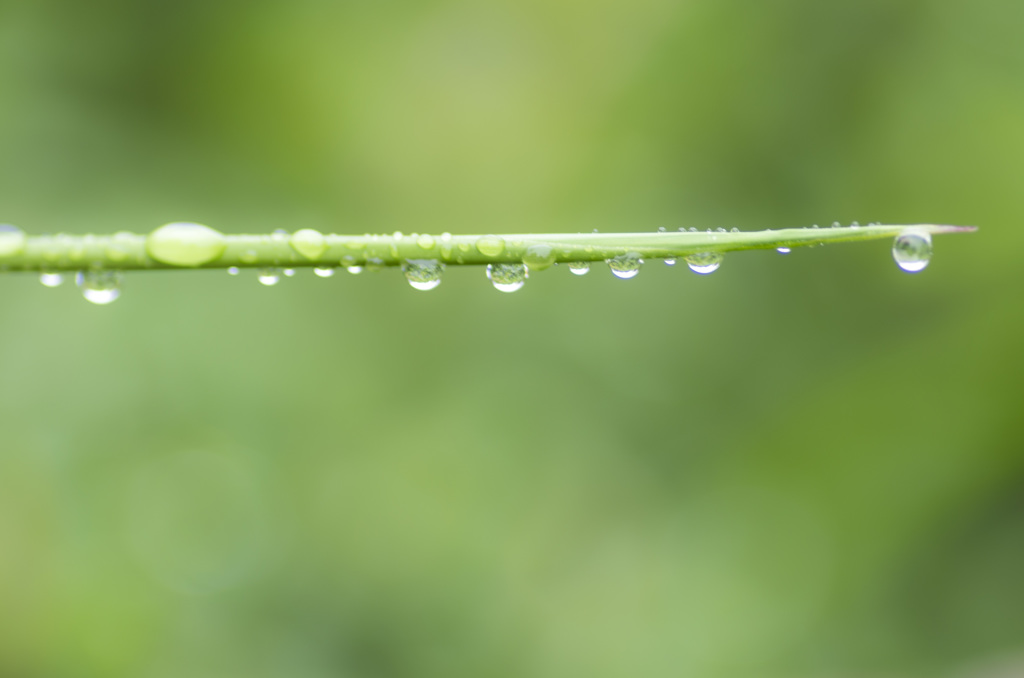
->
xmin=1 ymin=1 xmax=1022 ymax=676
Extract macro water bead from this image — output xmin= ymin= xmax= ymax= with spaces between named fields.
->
xmin=145 ymin=223 xmax=227 ymax=267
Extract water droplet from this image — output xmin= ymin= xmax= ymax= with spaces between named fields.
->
xmin=658 ymin=226 xmax=667 ymax=233
xmin=364 ymin=257 xmax=385 ymax=273
xmin=523 ymin=244 xmax=556 ymax=271
xmin=664 ymin=258 xmax=677 ymax=266
xmin=240 ymin=250 xmax=258 ymax=264
xmin=851 ymin=221 xmax=860 ymax=228
xmin=105 ymin=233 xmax=135 ymax=262
xmin=831 ymin=221 xmax=841 ymax=228
xmin=345 ymin=239 xmax=366 ymax=250
xmin=487 ymin=263 xmax=526 ymax=292
xmin=40 ymin=271 xmax=64 ymax=287
xmin=777 ymin=247 xmax=791 ymax=254
xmin=283 ymin=269 xmax=296 ymax=277
xmin=258 ymin=268 xmax=281 ymax=285
xmin=347 ymin=266 xmax=364 ymax=275
xmin=0 ymin=224 xmax=26 ymax=257
xmin=892 ymin=230 xmax=932 ymax=273
xmin=731 ymin=228 xmax=740 ymax=233
xmin=475 ymin=235 xmax=505 ymax=257
xmin=76 ymin=270 xmax=122 ymax=304
xmin=392 ymin=231 xmax=403 ymax=240
xmin=313 ymin=267 xmax=335 ymax=278
xmin=441 ymin=232 xmax=452 ymax=242
xmin=568 ymin=262 xmax=590 ymax=275
xmin=416 ymin=234 xmax=436 ymax=250
xmin=716 ymin=227 xmax=727 ymax=233
xmin=145 ymin=223 xmax=227 ymax=266
xmin=812 ymin=224 xmax=820 ymax=229
xmin=689 ymin=227 xmax=698 ymax=233
xmin=403 ymin=259 xmax=443 ymax=291
xmin=608 ymin=253 xmax=642 ymax=279
xmin=227 ymin=267 xmax=240 ymax=275
xmin=289 ymin=229 xmax=327 ymax=260
xmin=685 ymin=252 xmax=723 ymax=275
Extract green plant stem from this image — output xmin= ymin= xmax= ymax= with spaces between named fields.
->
xmin=0 ymin=225 xmax=976 ymax=273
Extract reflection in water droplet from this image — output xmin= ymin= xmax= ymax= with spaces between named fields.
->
xmin=227 ymin=267 xmax=240 ymax=275
xmin=487 ymin=263 xmax=526 ymax=292
xmin=685 ymin=252 xmax=723 ymax=275
xmin=146 ymin=222 xmax=227 ymax=266
xmin=258 ymin=268 xmax=281 ymax=285
xmin=77 ymin=270 xmax=122 ymax=304
xmin=568 ymin=262 xmax=590 ymax=276
xmin=777 ymin=247 xmax=791 ymax=254
xmin=313 ymin=267 xmax=335 ymax=278
xmin=664 ymin=258 xmax=677 ymax=266
xmin=523 ymin=244 xmax=556 ymax=271
xmin=892 ymin=230 xmax=932 ymax=273
xmin=403 ymin=259 xmax=443 ymax=291
xmin=40 ymin=271 xmax=64 ymax=287
xmin=608 ymin=253 xmax=642 ymax=279
xmin=476 ymin=235 xmax=505 ymax=257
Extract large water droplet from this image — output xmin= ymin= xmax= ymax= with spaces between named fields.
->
xmin=685 ymin=252 xmax=723 ymax=275
xmin=487 ymin=263 xmax=526 ymax=293
xmin=258 ymin=268 xmax=281 ymax=285
xmin=476 ymin=235 xmax=505 ymax=257
xmin=313 ymin=267 xmax=335 ymax=278
xmin=146 ymin=222 xmax=227 ymax=266
xmin=403 ymin=259 xmax=443 ymax=291
xmin=608 ymin=253 xmax=642 ymax=279
xmin=568 ymin=262 xmax=590 ymax=276
xmin=892 ymin=230 xmax=932 ymax=273
xmin=289 ymin=228 xmax=327 ymax=260
xmin=523 ymin=244 xmax=556 ymax=271
xmin=76 ymin=270 xmax=122 ymax=304
xmin=0 ymin=224 xmax=26 ymax=258
xmin=40 ymin=271 xmax=64 ymax=287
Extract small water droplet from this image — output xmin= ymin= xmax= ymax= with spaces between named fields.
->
xmin=689 ymin=227 xmax=698 ymax=233
xmin=851 ymin=221 xmax=860 ymax=228
xmin=258 ymin=268 xmax=281 ymax=285
xmin=685 ymin=252 xmax=723 ymax=275
xmin=658 ymin=226 xmax=667 ymax=233
xmin=240 ymin=250 xmax=258 ymax=264
xmin=76 ymin=270 xmax=122 ymax=304
xmin=227 ymin=267 xmax=240 ymax=275
xmin=313 ymin=267 xmax=335 ymax=278
xmin=716 ymin=227 xmax=727 ymax=233
xmin=664 ymin=258 xmax=677 ymax=266
xmin=731 ymin=228 xmax=740 ymax=233
xmin=416 ymin=234 xmax=436 ymax=250
xmin=0 ymin=224 xmax=26 ymax=258
xmin=892 ymin=230 xmax=932 ymax=273
xmin=568 ymin=262 xmax=590 ymax=275
xmin=393 ymin=231 xmax=403 ymax=240
xmin=475 ymin=235 xmax=505 ymax=257
xmin=441 ymin=232 xmax=452 ymax=242
xmin=282 ymin=269 xmax=295 ymax=277
xmin=831 ymin=221 xmax=841 ymax=228
xmin=403 ymin=259 xmax=443 ymax=291
xmin=523 ymin=244 xmax=556 ymax=271
xmin=347 ymin=266 xmax=364 ymax=275
xmin=364 ymin=257 xmax=385 ymax=273
xmin=40 ymin=271 xmax=64 ymax=287
xmin=487 ymin=263 xmax=526 ymax=292
xmin=608 ymin=253 xmax=642 ymax=279
xmin=289 ymin=229 xmax=328 ymax=260
xmin=812 ymin=224 xmax=820 ymax=229
xmin=777 ymin=247 xmax=791 ymax=254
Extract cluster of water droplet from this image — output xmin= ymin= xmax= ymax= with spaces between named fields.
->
xmin=8 ymin=221 xmax=947 ymax=304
